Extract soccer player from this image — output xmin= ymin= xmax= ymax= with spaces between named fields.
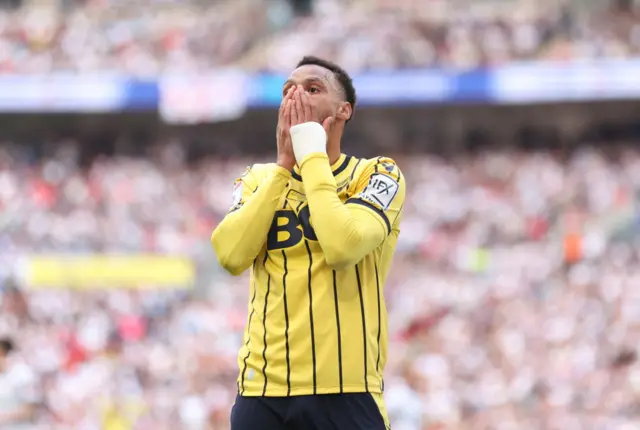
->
xmin=211 ymin=56 xmax=405 ymax=430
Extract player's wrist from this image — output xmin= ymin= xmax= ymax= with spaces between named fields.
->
xmin=273 ymin=163 xmax=293 ymax=178
xmin=290 ymin=122 xmax=327 ymax=162
xmin=276 ymin=158 xmax=295 ymax=171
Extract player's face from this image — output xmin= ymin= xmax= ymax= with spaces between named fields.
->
xmin=282 ymin=65 xmax=348 ymax=124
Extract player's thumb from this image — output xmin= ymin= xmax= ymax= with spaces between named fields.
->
xmin=322 ymin=116 xmax=335 ymax=135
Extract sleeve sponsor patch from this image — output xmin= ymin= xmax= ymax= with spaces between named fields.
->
xmin=231 ymin=181 xmax=243 ymax=208
xmin=357 ymin=173 xmax=399 ymax=211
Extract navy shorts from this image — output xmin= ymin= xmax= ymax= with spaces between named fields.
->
xmin=230 ymin=393 xmax=389 ymax=430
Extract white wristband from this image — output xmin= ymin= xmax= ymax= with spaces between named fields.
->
xmin=290 ymin=122 xmax=327 ymax=162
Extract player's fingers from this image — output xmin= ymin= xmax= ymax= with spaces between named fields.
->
xmin=279 ymin=89 xmax=288 ymax=114
xmin=292 ymin=92 xmax=300 ymax=125
xmin=283 ymin=86 xmax=295 ymax=104
xmin=279 ymin=87 xmax=294 ymax=120
xmin=294 ymin=86 xmax=304 ymax=123
xmin=285 ymin=99 xmax=293 ymax=129
xmin=310 ymin=94 xmax=317 ymax=123
xmin=283 ymin=99 xmax=293 ymax=125
xmin=291 ymin=89 xmax=298 ymax=124
xmin=322 ymin=116 xmax=335 ymax=135
xmin=302 ymin=91 xmax=313 ymax=122
xmin=278 ymin=106 xmax=285 ymax=127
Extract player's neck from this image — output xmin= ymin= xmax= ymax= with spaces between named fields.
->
xmin=327 ymin=136 xmax=342 ymax=165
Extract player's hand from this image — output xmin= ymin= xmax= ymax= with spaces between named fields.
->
xmin=321 ymin=115 xmax=335 ymax=136
xmin=290 ymin=85 xmax=318 ymax=126
xmin=287 ymin=85 xmax=335 ymax=163
xmin=289 ymin=85 xmax=336 ymax=138
xmin=276 ymin=86 xmax=296 ymax=171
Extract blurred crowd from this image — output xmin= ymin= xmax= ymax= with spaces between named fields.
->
xmin=244 ymin=0 xmax=640 ymax=72
xmin=2 ymin=139 xmax=640 ymax=429
xmin=0 ymin=0 xmax=639 ymax=74
xmin=0 ymin=0 xmax=271 ymax=75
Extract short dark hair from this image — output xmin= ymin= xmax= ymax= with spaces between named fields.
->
xmin=296 ymin=56 xmax=357 ymax=121
xmin=0 ymin=338 xmax=14 ymax=355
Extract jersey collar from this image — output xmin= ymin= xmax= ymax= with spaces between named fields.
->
xmin=291 ymin=153 xmax=351 ymax=181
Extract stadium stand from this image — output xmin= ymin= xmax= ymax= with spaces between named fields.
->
xmin=0 ymin=0 xmax=637 ymax=73
xmin=2 ymin=130 xmax=640 ymax=428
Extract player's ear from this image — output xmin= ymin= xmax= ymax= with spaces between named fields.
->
xmin=336 ymin=102 xmax=352 ymax=122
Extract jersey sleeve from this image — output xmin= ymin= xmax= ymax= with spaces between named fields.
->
xmin=298 ymin=153 xmax=404 ymax=270
xmin=211 ymin=164 xmax=291 ymax=275
xmin=346 ymin=158 xmax=405 ymax=234
xmin=229 ymin=166 xmax=260 ymax=212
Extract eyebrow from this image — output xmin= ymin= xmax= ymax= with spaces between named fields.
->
xmin=282 ymin=77 xmax=327 ymax=91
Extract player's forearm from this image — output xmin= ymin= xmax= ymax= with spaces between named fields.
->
xmin=211 ymin=167 xmax=291 ymax=275
xmin=299 ymin=154 xmax=386 ymax=270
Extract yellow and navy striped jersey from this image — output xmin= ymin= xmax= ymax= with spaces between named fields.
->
xmin=212 ymin=153 xmax=405 ymax=397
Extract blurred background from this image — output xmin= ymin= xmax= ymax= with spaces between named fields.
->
xmin=1 ymin=0 xmax=640 ymax=429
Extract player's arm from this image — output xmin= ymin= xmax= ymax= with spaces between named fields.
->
xmin=297 ymin=149 xmax=405 ymax=270
xmin=211 ymin=166 xmax=291 ymax=276
xmin=287 ymin=90 xmax=404 ymax=269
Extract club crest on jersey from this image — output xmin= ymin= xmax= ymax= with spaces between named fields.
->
xmin=358 ymin=173 xmax=399 ymax=211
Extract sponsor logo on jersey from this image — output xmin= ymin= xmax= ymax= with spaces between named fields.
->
xmin=358 ymin=173 xmax=399 ymax=211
